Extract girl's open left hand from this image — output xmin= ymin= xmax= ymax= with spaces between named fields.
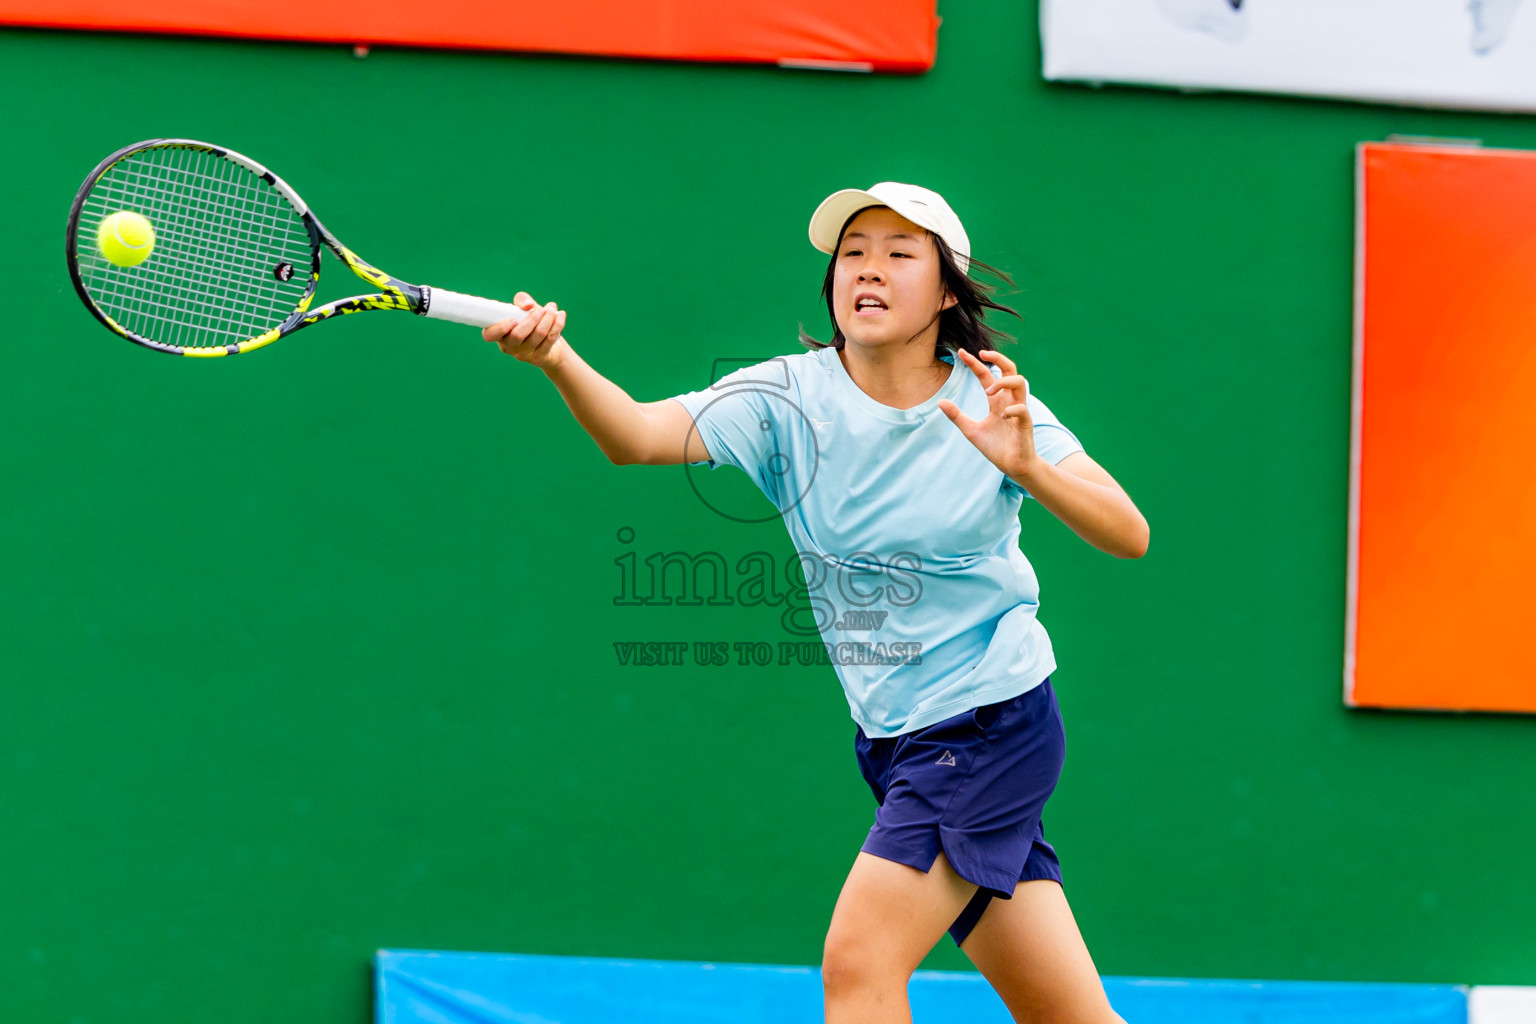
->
xmin=937 ymin=348 xmax=1041 ymax=481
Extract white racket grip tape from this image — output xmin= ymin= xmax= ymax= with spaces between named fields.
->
xmin=422 ymin=286 xmax=526 ymax=329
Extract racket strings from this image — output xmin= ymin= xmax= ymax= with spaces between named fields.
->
xmin=95 ymin=148 xmax=309 ymax=342
xmin=87 ymin=158 xmax=278 ymax=341
xmin=150 ymin=153 xmax=303 ymax=336
xmin=78 ymin=155 xmax=301 ymax=348
xmin=115 ymin=148 xmax=310 ymax=343
xmin=75 ymin=145 xmax=315 ymax=349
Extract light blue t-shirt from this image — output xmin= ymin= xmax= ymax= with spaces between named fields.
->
xmin=667 ymin=345 xmax=1085 ymax=738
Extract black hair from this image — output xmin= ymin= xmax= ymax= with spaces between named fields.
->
xmin=797 ymin=206 xmax=1022 ymax=362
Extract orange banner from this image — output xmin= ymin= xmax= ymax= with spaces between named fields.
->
xmin=1347 ymin=141 xmax=1536 ymax=714
xmin=0 ymin=0 xmax=938 ymax=72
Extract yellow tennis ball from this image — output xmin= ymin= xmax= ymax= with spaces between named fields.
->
xmin=97 ymin=210 xmax=156 ymax=268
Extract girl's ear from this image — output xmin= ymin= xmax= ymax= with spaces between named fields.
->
xmin=940 ymin=289 xmax=958 ymax=312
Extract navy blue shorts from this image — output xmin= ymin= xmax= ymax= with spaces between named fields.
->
xmin=854 ymin=678 xmax=1066 ymax=947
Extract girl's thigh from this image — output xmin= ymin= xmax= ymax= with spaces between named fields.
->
xmin=823 ymin=851 xmax=978 ymax=980
xmin=959 ymin=879 xmax=1124 ymax=1024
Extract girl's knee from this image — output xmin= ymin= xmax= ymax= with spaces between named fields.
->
xmin=820 ymin=928 xmax=911 ymax=998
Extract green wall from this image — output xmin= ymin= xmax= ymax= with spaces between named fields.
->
xmin=3 ymin=4 xmax=1534 ymax=1022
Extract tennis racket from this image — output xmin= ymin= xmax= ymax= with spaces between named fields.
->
xmin=65 ymin=138 xmax=532 ymax=357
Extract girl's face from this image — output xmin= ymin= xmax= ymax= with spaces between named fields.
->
xmin=833 ymin=206 xmax=956 ymax=352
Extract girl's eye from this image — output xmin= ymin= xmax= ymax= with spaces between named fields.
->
xmin=841 ymin=249 xmax=862 ymax=257
xmin=892 ymin=251 xmax=910 ymax=258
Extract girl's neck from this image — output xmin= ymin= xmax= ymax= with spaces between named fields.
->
xmin=837 ymin=342 xmax=952 ymax=411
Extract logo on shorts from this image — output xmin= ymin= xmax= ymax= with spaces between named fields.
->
xmin=936 ymin=750 xmax=957 ymax=767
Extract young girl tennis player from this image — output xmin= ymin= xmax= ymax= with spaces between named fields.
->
xmin=483 ymin=182 xmax=1147 ymax=1024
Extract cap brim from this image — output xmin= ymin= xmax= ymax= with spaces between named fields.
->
xmin=808 ymin=189 xmax=886 ymax=255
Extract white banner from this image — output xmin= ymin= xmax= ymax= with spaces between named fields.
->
xmin=1042 ymin=0 xmax=1536 ymax=113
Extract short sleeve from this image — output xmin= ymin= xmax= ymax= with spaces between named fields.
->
xmin=666 ymin=357 xmax=797 ymax=504
xmin=1004 ymin=393 xmax=1085 ymax=502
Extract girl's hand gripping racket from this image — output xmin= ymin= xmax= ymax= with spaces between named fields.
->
xmin=65 ymin=138 xmax=534 ymax=357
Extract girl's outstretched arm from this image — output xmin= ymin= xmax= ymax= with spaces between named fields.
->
xmin=482 ymin=292 xmax=709 ymax=467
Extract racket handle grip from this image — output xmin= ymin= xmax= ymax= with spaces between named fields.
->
xmin=422 ymin=286 xmax=527 ymax=329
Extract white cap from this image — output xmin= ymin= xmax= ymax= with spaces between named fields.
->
xmin=808 ymin=182 xmax=971 ymax=275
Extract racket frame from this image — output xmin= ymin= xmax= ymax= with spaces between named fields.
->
xmin=66 ymin=138 xmax=484 ymax=358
